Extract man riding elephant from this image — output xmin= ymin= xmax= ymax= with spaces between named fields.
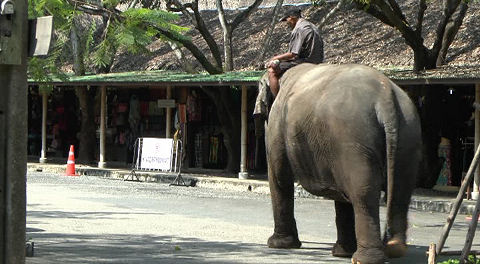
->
xmin=255 ymin=63 xmax=422 ymax=264
xmin=265 ymin=8 xmax=324 ymax=97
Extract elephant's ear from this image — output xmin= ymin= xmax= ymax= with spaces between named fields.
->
xmin=253 ymin=74 xmax=273 ymax=120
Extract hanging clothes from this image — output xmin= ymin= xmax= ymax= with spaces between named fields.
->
xmin=209 ymin=136 xmax=219 ymax=164
xmin=186 ymin=91 xmax=201 ymax=122
xmin=194 ymin=133 xmax=203 ymax=168
xmin=437 ymin=137 xmax=453 ymax=186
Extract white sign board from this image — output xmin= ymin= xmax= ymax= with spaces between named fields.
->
xmin=28 ymin=16 xmax=53 ymax=57
xmin=140 ymin=138 xmax=173 ymax=171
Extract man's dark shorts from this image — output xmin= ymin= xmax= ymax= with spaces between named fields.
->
xmin=278 ymin=61 xmax=300 ymax=75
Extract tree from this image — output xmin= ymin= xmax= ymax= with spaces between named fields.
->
xmin=349 ymin=0 xmax=476 ymax=187
xmin=165 ymin=0 xmax=264 ymax=172
xmin=29 ymin=0 xmax=188 ymax=163
xmin=352 ymin=0 xmax=470 ymax=71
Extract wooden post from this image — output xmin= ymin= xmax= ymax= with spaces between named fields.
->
xmin=0 ymin=0 xmax=29 ymax=260
xmin=460 ymin=194 xmax=480 ymax=263
xmin=428 ymin=243 xmax=436 ymax=264
xmin=437 ymin=141 xmax=480 ymax=254
xmin=473 ymin=84 xmax=480 ymax=200
xmin=166 ymin=86 xmax=172 ymax=138
xmin=98 ymin=85 xmax=107 ymax=168
xmin=238 ymin=85 xmax=248 ymax=179
xmin=39 ymin=90 xmax=48 ymax=163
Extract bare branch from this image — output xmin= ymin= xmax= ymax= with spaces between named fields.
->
xmin=216 ymin=0 xmax=230 ymax=32
xmin=167 ymin=0 xmax=222 ymax=68
xmin=155 ymin=26 xmax=222 ymax=74
xmin=431 ymin=0 xmax=462 ymax=55
xmin=415 ymin=0 xmax=427 ymax=34
xmin=231 ymin=0 xmax=263 ymax=31
xmin=436 ymin=1 xmax=468 ymax=66
xmin=319 ymin=0 xmax=346 ymax=29
xmin=257 ymin=0 xmax=284 ymax=64
xmin=354 ymin=1 xmax=395 ymax=28
xmin=386 ymin=0 xmax=406 ymax=22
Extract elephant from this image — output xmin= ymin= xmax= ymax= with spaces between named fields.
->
xmin=254 ymin=63 xmax=422 ymax=264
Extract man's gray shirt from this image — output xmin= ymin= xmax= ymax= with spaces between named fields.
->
xmin=288 ymin=18 xmax=324 ymax=64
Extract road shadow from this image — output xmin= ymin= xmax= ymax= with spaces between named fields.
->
xmin=25 ymin=232 xmax=351 ymax=264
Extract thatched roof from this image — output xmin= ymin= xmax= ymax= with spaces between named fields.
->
xmin=110 ymin=1 xmax=480 ymax=74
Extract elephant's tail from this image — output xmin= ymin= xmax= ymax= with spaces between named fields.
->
xmin=377 ymin=79 xmax=400 ymax=240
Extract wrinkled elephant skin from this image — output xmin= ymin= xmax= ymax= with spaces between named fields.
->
xmin=261 ymin=64 xmax=422 ymax=264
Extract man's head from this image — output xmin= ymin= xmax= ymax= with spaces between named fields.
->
xmin=279 ymin=8 xmax=301 ymax=29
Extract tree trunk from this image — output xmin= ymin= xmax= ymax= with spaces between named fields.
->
xmin=75 ymin=87 xmax=97 ymax=164
xmin=202 ymin=87 xmax=241 ymax=172
xmin=71 ymin=16 xmax=98 ymax=164
xmin=412 ymin=46 xmax=437 ymax=71
xmin=418 ymin=86 xmax=443 ymax=188
xmin=70 ymin=20 xmax=85 ymax=76
xmin=223 ymin=30 xmax=234 ymax=71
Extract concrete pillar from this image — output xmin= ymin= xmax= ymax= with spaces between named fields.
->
xmin=166 ymin=86 xmax=172 ymax=138
xmin=39 ymin=91 xmax=48 ymax=163
xmin=473 ymin=84 xmax=480 ymax=200
xmin=238 ymin=85 xmax=248 ymax=179
xmin=98 ymin=86 xmax=107 ymax=168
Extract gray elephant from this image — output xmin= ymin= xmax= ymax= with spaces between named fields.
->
xmin=255 ymin=63 xmax=422 ymax=264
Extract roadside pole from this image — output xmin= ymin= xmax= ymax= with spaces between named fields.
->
xmin=238 ymin=85 xmax=248 ymax=179
xmin=473 ymin=84 xmax=480 ymax=200
xmin=0 ymin=0 xmax=28 ymax=262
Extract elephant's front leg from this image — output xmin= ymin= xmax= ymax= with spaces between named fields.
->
xmin=267 ymin=152 xmax=301 ymax=249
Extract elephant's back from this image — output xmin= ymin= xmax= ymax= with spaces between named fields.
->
xmin=276 ymin=64 xmax=390 ymax=132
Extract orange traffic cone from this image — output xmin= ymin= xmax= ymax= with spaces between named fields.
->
xmin=65 ymin=145 xmax=78 ymax=176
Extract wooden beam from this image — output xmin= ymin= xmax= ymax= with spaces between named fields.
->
xmin=166 ymin=86 xmax=172 ymax=138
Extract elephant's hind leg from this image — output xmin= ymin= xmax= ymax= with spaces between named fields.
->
xmin=266 ymin=145 xmax=301 ymax=249
xmin=332 ymin=201 xmax=357 ymax=257
xmin=342 ymin=154 xmax=385 ymax=264
xmin=384 ymin=137 xmax=418 ymax=258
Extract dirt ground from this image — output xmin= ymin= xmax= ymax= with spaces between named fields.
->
xmin=109 ymin=1 xmax=480 ymax=73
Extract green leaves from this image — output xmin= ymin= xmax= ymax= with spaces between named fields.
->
xmin=438 ymin=255 xmax=480 ymax=264
xmin=90 ymin=8 xmax=190 ymax=68
xmin=28 ymin=0 xmax=191 ymax=79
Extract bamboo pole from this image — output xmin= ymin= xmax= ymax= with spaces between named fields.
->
xmin=460 ymin=194 xmax=480 ymax=263
xmin=461 ymin=85 xmax=480 ymax=262
xmin=437 ymin=142 xmax=480 ymax=255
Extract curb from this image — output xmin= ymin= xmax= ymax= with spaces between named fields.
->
xmin=27 ymin=163 xmax=476 ymax=215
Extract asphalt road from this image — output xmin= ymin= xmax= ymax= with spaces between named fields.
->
xmin=26 ymin=172 xmax=480 ymax=264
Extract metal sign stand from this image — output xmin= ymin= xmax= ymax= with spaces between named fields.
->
xmin=433 ymin=142 xmax=480 ymax=263
xmin=169 ymin=140 xmax=188 ymax=187
xmin=127 ymin=138 xmax=188 ymax=186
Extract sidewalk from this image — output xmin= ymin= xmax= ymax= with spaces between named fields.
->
xmin=26 ymin=161 xmax=478 ymax=216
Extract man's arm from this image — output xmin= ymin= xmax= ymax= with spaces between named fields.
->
xmin=270 ymin=52 xmax=297 ymax=62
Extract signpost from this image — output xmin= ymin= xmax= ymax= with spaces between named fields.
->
xmin=0 ymin=0 xmax=52 ymax=261
xmin=0 ymin=0 xmax=28 ymax=262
